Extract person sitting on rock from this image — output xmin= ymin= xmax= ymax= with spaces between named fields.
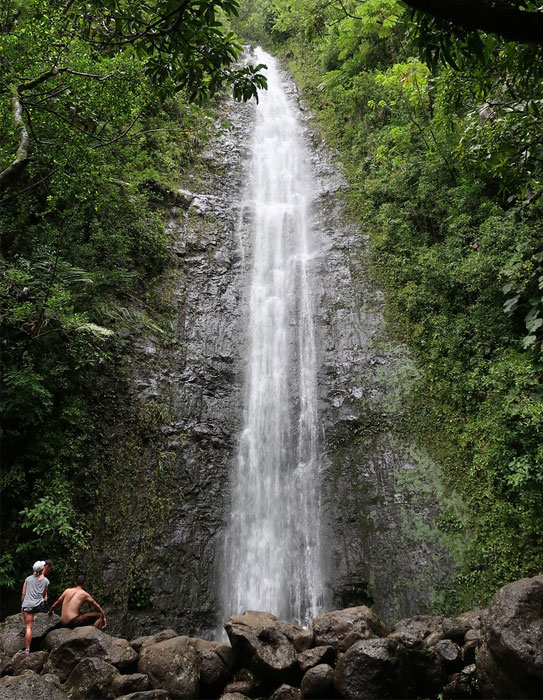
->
xmin=48 ymin=575 xmax=107 ymax=630
xmin=21 ymin=560 xmax=52 ymax=653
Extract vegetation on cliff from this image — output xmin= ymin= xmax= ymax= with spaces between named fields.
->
xmin=0 ymin=0 xmax=265 ymax=604
xmin=232 ymin=0 xmax=543 ymax=608
xmin=1 ymin=0 xmax=542 ymax=617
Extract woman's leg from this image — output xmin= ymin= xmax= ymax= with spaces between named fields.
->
xmin=22 ymin=611 xmax=33 ymax=651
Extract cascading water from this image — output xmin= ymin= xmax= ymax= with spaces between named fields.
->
xmin=220 ymin=48 xmax=326 ymax=627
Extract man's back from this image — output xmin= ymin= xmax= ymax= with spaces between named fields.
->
xmin=59 ymin=586 xmax=89 ymax=622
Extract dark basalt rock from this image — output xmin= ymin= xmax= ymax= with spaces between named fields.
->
xmin=43 ymin=626 xmax=137 ymax=681
xmin=297 ymin=645 xmax=336 ymax=671
xmin=313 ymin=606 xmax=387 ymax=652
xmin=334 ymin=637 xmax=413 ymax=700
xmin=476 ymin=575 xmax=543 ymax=699
xmin=300 ymin=663 xmax=335 ymax=699
xmin=389 ymin=614 xmax=443 ymax=647
xmin=115 ymin=692 xmax=170 ymax=700
xmin=270 ymin=684 xmax=302 ymax=700
xmin=131 ymin=629 xmax=178 ymax=654
xmin=192 ymin=638 xmax=236 ymax=698
xmin=225 ymin=611 xmax=311 ymax=681
xmin=67 ymin=656 xmax=119 ymax=699
xmin=435 ymin=639 xmax=462 ymax=670
xmin=0 ymin=670 xmax=65 ymax=700
xmin=112 ymin=673 xmax=151 ymax=696
xmin=443 ymin=664 xmax=479 ymax=699
xmin=138 ymin=635 xmax=199 ymax=699
xmin=0 ymin=615 xmax=25 ymax=657
xmin=0 ymin=649 xmax=47 ymax=676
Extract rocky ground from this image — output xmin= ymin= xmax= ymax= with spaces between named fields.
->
xmin=1 ymin=575 xmax=541 ymax=699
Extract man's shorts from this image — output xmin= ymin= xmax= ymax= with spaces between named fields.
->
xmin=60 ymin=613 xmax=101 ymax=629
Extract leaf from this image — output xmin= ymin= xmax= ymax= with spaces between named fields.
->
xmin=75 ymin=322 xmax=114 ymax=337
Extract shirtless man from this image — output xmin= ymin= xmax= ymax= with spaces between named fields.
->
xmin=48 ymin=575 xmax=107 ymax=630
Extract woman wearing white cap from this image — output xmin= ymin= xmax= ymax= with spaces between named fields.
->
xmin=20 ymin=560 xmax=50 ymax=653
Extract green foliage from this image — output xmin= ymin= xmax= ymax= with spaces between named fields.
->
xmin=1 ymin=1 xmax=262 ymax=609
xmin=238 ymin=0 xmax=543 ymax=608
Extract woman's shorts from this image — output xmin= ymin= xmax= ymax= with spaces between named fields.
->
xmin=22 ymin=601 xmax=47 ymax=614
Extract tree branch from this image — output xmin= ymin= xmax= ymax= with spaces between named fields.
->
xmin=402 ymin=0 xmax=543 ymax=44
xmin=0 ymin=94 xmax=30 ymax=193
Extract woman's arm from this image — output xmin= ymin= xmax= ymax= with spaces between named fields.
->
xmin=21 ymin=582 xmax=26 ymax=609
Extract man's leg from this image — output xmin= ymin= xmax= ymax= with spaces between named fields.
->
xmin=22 ymin=612 xmax=33 ymax=652
xmin=70 ymin=612 xmax=102 ymax=628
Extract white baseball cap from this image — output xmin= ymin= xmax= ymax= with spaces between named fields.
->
xmin=32 ymin=560 xmax=46 ymax=572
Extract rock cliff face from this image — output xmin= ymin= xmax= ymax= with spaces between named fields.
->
xmin=92 ymin=58 xmax=458 ymax=637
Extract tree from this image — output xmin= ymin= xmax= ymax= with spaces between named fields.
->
xmin=401 ymin=0 xmax=543 ymax=44
xmin=0 ymin=0 xmax=266 ymax=194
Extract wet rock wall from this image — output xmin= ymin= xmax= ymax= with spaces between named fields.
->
xmin=93 ymin=59 xmax=459 ymax=637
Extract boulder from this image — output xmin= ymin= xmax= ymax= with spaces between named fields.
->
xmin=67 ymin=656 xmax=119 ymax=699
xmin=334 ymin=637 xmax=412 ymax=700
xmin=0 ymin=615 xmax=25 ymax=657
xmin=404 ymin=642 xmax=445 ymax=698
xmin=0 ymin=613 xmax=61 ymax=657
xmin=222 ymin=668 xmax=260 ymax=697
xmin=389 ymin=615 xmax=443 ymax=647
xmin=225 ymin=611 xmax=311 ymax=681
xmin=1 ymin=649 xmax=47 ymax=676
xmin=464 ymin=628 xmax=480 ymax=644
xmin=476 ymin=575 xmax=543 ymax=699
xmin=300 ymin=663 xmax=335 ymax=699
xmin=137 ymin=629 xmax=178 ymax=654
xmin=43 ymin=627 xmax=74 ymax=650
xmin=115 ymin=692 xmax=170 ymax=700
xmin=442 ymin=612 xmax=485 ymax=644
xmin=219 ymin=694 xmax=250 ymax=700
xmin=138 ymin=635 xmax=199 ymax=699
xmin=0 ymin=670 xmax=65 ymax=700
xmin=44 ymin=626 xmax=138 ymax=681
xmin=112 ymin=673 xmax=151 ymax=696
xmin=313 ymin=607 xmax=387 ymax=652
xmin=435 ymin=639 xmax=462 ymax=670
xmin=270 ymin=684 xmax=302 ymax=700
xmin=192 ymin=639 xmax=235 ymax=697
xmin=442 ymin=664 xmax=479 ymax=699
xmin=297 ymin=645 xmax=336 ymax=672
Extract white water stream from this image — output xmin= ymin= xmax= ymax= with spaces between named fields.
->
xmin=220 ymin=49 xmax=326 ymax=627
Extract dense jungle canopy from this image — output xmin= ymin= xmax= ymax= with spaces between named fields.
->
xmin=1 ymin=0 xmax=542 ymax=615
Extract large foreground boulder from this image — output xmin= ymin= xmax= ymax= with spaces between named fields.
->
xmin=225 ymin=611 xmax=312 ymax=682
xmin=334 ymin=637 xmax=412 ymax=699
xmin=192 ymin=637 xmax=235 ymax=697
xmin=67 ymin=656 xmax=119 ymax=699
xmin=0 ymin=613 xmax=61 ymax=657
xmin=0 ymin=670 xmax=65 ymax=700
xmin=44 ymin=625 xmax=137 ymax=681
xmin=313 ymin=606 xmax=387 ymax=652
xmin=138 ymin=634 xmax=199 ymax=699
xmin=476 ymin=575 xmax=543 ymax=699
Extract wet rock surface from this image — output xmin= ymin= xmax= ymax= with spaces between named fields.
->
xmin=138 ymin=635 xmax=199 ymax=699
xmin=0 ymin=576 xmax=541 ymax=699
xmin=312 ymin=606 xmax=387 ymax=651
xmin=476 ymin=575 xmax=543 ymax=699
xmin=94 ymin=53 xmax=456 ymax=638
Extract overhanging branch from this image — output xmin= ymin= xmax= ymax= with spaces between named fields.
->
xmin=402 ymin=0 xmax=543 ymax=44
xmin=0 ymin=94 xmax=30 ymax=193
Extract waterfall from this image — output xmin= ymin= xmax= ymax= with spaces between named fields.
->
xmin=219 ymin=49 xmax=325 ymax=627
